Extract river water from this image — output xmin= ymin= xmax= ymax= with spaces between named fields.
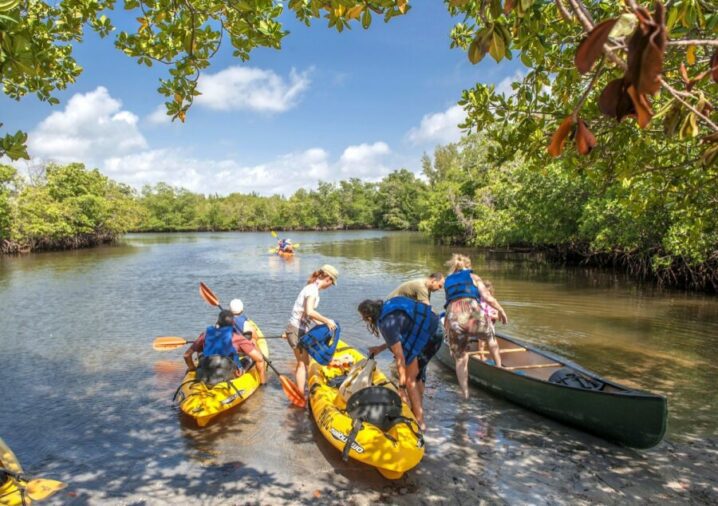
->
xmin=1 ymin=231 xmax=717 ymax=504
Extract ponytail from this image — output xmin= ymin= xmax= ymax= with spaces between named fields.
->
xmin=445 ymin=253 xmax=472 ymax=274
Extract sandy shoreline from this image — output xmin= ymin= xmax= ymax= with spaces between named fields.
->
xmin=45 ymin=363 xmax=717 ymax=506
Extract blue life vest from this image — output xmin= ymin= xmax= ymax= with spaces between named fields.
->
xmin=203 ymin=325 xmax=240 ymax=367
xmin=233 ymin=314 xmax=248 ymax=336
xmin=299 ymin=324 xmax=341 ymax=365
xmin=279 ymin=239 xmax=288 ymax=250
xmin=444 ymin=269 xmax=480 ymax=307
xmin=379 ymin=297 xmax=436 ymax=364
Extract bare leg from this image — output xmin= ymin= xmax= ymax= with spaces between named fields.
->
xmin=488 ymin=339 xmax=502 ymax=368
xmin=454 ymin=351 xmax=470 ymax=400
xmin=248 ymin=349 xmax=266 ymax=384
xmin=405 ymin=360 xmax=425 ymax=430
xmin=417 ymin=380 xmax=425 ymax=400
xmin=293 ymin=348 xmax=307 ymax=393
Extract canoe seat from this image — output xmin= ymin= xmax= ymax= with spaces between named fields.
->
xmin=469 ymin=347 xmax=526 ymax=356
xmin=504 ymin=362 xmax=561 ymax=371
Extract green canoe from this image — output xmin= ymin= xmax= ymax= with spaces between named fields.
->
xmin=435 ymin=332 xmax=667 ymax=448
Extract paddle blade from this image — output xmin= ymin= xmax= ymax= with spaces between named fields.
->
xmin=279 ymin=376 xmax=306 ymax=408
xmin=25 ymin=478 xmax=67 ymax=501
xmin=271 ymin=231 xmax=278 ymax=238
xmin=152 ymin=336 xmax=190 ymax=351
xmin=199 ymin=282 xmax=220 ymax=307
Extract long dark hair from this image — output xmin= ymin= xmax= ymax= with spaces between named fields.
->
xmin=357 ymin=299 xmax=383 ymax=337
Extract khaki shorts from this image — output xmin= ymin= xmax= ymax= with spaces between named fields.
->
xmin=284 ymin=324 xmax=307 ymax=349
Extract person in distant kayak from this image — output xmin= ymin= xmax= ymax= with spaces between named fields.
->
xmin=184 ymin=309 xmax=266 ymax=385
xmin=277 ymin=238 xmax=294 ymax=254
xmin=386 ymin=272 xmax=445 ymax=304
xmin=229 ymin=298 xmax=266 ymax=382
xmin=283 ymin=264 xmax=339 ymax=395
xmin=444 ymin=253 xmax=507 ymax=399
xmin=359 ymin=296 xmax=440 ymax=431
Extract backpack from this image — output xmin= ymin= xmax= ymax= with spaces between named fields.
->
xmin=548 ymin=367 xmax=603 ymax=390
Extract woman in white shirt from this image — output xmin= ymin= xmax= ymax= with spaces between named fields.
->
xmin=283 ymin=264 xmax=339 ymax=395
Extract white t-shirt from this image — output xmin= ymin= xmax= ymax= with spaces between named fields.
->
xmin=289 ymin=281 xmax=321 ymax=330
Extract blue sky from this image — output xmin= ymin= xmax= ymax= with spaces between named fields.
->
xmin=2 ymin=3 xmax=523 ymax=195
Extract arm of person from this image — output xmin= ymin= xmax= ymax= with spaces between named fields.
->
xmin=304 ymin=294 xmax=336 ymax=330
xmin=183 ymin=334 xmax=203 ymax=371
xmin=389 ymin=341 xmax=409 ymax=402
xmin=183 ymin=348 xmax=196 ymax=371
xmin=367 ymin=343 xmax=388 ymax=357
xmin=474 ymin=275 xmax=508 ymax=324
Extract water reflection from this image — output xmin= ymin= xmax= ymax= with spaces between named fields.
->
xmin=0 ymin=230 xmax=717 ymax=503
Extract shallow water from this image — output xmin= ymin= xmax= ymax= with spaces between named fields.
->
xmin=1 ymin=231 xmax=717 ymax=503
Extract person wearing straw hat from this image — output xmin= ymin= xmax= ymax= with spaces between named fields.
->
xmin=283 ymin=264 xmax=339 ymax=396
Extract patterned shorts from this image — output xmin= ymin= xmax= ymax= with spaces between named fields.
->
xmin=445 ymin=298 xmax=496 ymax=356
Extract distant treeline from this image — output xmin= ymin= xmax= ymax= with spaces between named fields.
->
xmin=0 ymin=163 xmax=426 ymax=253
xmin=2 ymin=130 xmax=717 ymax=291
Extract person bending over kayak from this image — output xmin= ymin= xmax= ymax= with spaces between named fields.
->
xmin=282 ymin=264 xmax=338 ymax=395
xmin=359 ymin=296 xmax=440 ymax=431
xmin=444 ymin=253 xmax=507 ymax=399
xmin=184 ymin=309 xmax=266 ymax=385
xmin=386 ymin=272 xmax=445 ymax=304
xmin=229 ymin=298 xmax=267 ymax=383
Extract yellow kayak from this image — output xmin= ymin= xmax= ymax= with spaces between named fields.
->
xmin=308 ymin=341 xmax=425 ymax=479
xmin=0 ymin=438 xmax=24 ymax=506
xmin=174 ymin=321 xmax=268 ymax=427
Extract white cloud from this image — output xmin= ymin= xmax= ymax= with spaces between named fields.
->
xmin=495 ymin=70 xmax=526 ymax=97
xmin=28 ymin=87 xmax=147 ymax=163
xmin=338 ymin=142 xmax=391 ymax=177
xmin=104 ymin=147 xmax=335 ymax=195
xmin=26 ymin=86 xmax=395 ymax=196
xmin=195 ymin=66 xmax=311 ymax=113
xmin=406 ymin=104 xmax=466 ymax=146
xmin=146 ymin=105 xmax=172 ymax=125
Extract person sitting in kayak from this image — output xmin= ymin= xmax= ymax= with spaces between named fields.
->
xmin=229 ymin=298 xmax=266 ymax=383
xmin=282 ymin=264 xmax=338 ymax=396
xmin=184 ymin=309 xmax=266 ymax=385
xmin=358 ymin=296 xmax=440 ymax=431
xmin=278 ymin=238 xmax=294 ymax=254
xmin=444 ymin=254 xmax=507 ymax=399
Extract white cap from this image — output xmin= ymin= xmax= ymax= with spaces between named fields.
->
xmin=229 ymin=299 xmax=244 ymax=315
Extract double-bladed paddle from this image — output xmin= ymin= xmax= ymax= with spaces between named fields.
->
xmin=197 ymin=282 xmax=306 ymax=408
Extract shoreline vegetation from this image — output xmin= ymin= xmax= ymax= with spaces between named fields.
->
xmin=2 ymin=133 xmax=717 ymax=292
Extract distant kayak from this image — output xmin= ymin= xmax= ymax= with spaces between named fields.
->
xmin=435 ymin=332 xmax=667 ymax=448
xmin=308 ymin=341 xmax=425 ymax=479
xmin=174 ymin=321 xmax=268 ymax=427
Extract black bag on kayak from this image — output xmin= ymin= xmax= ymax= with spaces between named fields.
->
xmin=548 ymin=367 xmax=603 ymax=390
xmin=346 ymin=386 xmax=403 ymax=431
xmin=196 ymin=355 xmax=238 ymax=387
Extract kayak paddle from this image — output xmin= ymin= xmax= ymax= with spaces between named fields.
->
xmin=152 ymin=335 xmax=287 ymax=351
xmin=0 ymin=467 xmax=67 ymax=502
xmin=198 ymin=282 xmax=306 ymax=408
